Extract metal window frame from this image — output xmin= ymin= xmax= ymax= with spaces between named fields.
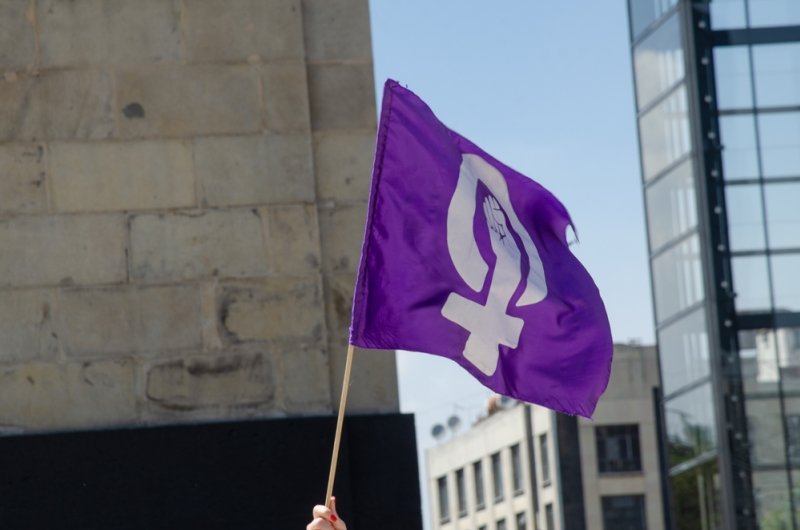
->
xmin=683 ymin=3 xmax=755 ymax=527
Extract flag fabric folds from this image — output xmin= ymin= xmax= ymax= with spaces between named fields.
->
xmin=349 ymin=80 xmax=613 ymax=418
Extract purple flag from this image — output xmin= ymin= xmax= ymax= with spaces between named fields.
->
xmin=350 ymin=80 xmax=612 ymax=418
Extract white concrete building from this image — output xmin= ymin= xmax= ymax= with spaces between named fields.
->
xmin=427 ymin=343 xmax=664 ymax=530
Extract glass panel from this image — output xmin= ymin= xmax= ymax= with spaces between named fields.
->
xmin=772 ymin=254 xmax=800 ymax=312
xmin=710 ymin=0 xmax=747 ymax=29
xmin=725 ymin=184 xmax=765 ymax=251
xmin=671 ymin=460 xmax=722 ymax=530
xmin=437 ymin=476 xmax=450 ymax=523
xmin=646 ymin=159 xmax=697 ymax=251
xmin=545 ymin=504 xmax=554 ymax=530
xmin=629 ymin=0 xmax=679 ymax=39
xmin=720 ymin=114 xmax=759 ymax=180
xmin=765 ymin=182 xmax=800 ymax=249
xmin=749 ymin=0 xmax=800 ymax=28
xmin=794 ymin=471 xmax=800 ymax=528
xmin=652 ymin=234 xmax=704 ymax=323
xmin=473 ymin=460 xmax=486 ymax=509
xmin=759 ymin=112 xmax=800 ymax=179
xmin=601 ymin=495 xmax=647 ymax=530
xmin=714 ymin=46 xmax=753 ymax=110
xmin=753 ymin=43 xmax=800 ymax=108
xmin=595 ymin=424 xmax=642 ymax=474
xmin=640 ymin=85 xmax=692 ymax=181
xmin=752 ymin=471 xmax=792 ymax=530
xmin=511 ymin=444 xmax=523 ymax=494
xmin=456 ymin=468 xmax=467 ymax=516
xmin=634 ymin=13 xmax=684 ymax=110
xmin=739 ymin=329 xmax=780 ymax=394
xmin=777 ymin=328 xmax=800 ymax=393
xmin=732 ymin=255 xmax=771 ymax=313
xmin=787 ymin=414 xmax=800 ymax=465
xmin=746 ymin=396 xmax=787 ymax=465
xmin=491 ymin=452 xmax=504 ymax=501
xmin=596 ymin=425 xmax=642 ymax=473
xmin=659 ymin=307 xmax=710 ymax=395
xmin=540 ymin=433 xmax=551 ymax=484
xmin=665 ymin=384 xmax=717 ymax=466
xmin=516 ymin=511 xmax=527 ymax=530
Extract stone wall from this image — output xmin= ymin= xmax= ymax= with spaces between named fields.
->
xmin=0 ymin=0 xmax=398 ymax=433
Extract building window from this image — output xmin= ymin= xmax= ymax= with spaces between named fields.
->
xmin=596 ymin=424 xmax=642 ymax=473
xmin=539 ymin=433 xmax=551 ymax=485
xmin=456 ymin=468 xmax=467 ymax=517
xmin=497 ymin=518 xmax=507 ymax=530
xmin=478 ymin=526 xmax=487 ymax=530
xmin=491 ymin=452 xmax=504 ymax=502
xmin=515 ymin=511 xmax=527 ymax=530
xmin=511 ymin=443 xmax=524 ymax=495
xmin=545 ymin=503 xmax=555 ymax=530
xmin=601 ymin=495 xmax=647 ymax=530
xmin=473 ymin=460 xmax=486 ymax=509
xmin=787 ymin=415 xmax=800 ymax=465
xmin=633 ymin=12 xmax=685 ymax=110
xmin=437 ymin=476 xmax=450 ymax=523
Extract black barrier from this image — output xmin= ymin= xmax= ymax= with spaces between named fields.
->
xmin=0 ymin=413 xmax=422 ymax=530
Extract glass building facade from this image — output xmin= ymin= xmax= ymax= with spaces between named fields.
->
xmin=628 ymin=1 xmax=800 ymax=528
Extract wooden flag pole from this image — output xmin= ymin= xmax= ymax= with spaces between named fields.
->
xmin=324 ymin=343 xmax=355 ymax=507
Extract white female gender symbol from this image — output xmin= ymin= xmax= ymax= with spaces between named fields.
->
xmin=441 ymin=154 xmax=547 ymax=375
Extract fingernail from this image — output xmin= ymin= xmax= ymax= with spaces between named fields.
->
xmin=331 ymin=514 xmax=337 ymax=522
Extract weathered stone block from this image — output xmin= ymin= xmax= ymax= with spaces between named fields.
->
xmin=313 ymin=131 xmax=373 ymax=201
xmin=280 ymin=346 xmax=331 ymax=413
xmin=129 ymin=209 xmax=269 ymax=282
xmin=318 ymin=202 xmax=367 ymax=274
xmin=37 ymin=0 xmax=182 ymax=67
xmin=307 ymin=63 xmax=376 ymax=131
xmin=50 ymin=140 xmax=195 ymax=212
xmin=200 ymin=282 xmax=223 ymax=351
xmin=0 ymin=359 xmax=137 ymax=430
xmin=0 ymin=143 xmax=46 ymax=214
xmin=115 ymin=65 xmax=261 ymax=138
xmin=0 ymin=70 xmax=114 ymax=141
xmin=301 ymin=0 xmax=371 ymax=61
xmin=262 ymin=62 xmax=310 ymax=131
xmin=261 ymin=204 xmax=321 ymax=276
xmin=0 ymin=1 xmax=36 ymax=68
xmin=145 ymin=352 xmax=274 ymax=409
xmin=0 ymin=75 xmax=34 ymax=140
xmin=217 ymin=277 xmax=324 ymax=345
xmin=0 ymin=214 xmax=127 ymax=287
xmin=182 ymin=0 xmax=303 ymax=63
xmin=0 ymin=289 xmax=57 ymax=364
xmin=195 ymin=133 xmax=313 ymax=207
xmin=329 ymin=341 xmax=399 ymax=413
xmin=323 ymin=272 xmax=357 ymax=344
xmin=57 ymin=285 xmax=203 ymax=357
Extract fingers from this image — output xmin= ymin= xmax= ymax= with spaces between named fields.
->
xmin=312 ymin=505 xmax=333 ymax=520
xmin=311 ymin=500 xmax=346 ymax=530
xmin=306 ymin=517 xmax=335 ymax=530
xmin=329 ymin=497 xmax=346 ymax=530
xmin=484 ymin=195 xmax=511 ymax=247
xmin=484 ymin=197 xmax=498 ymax=236
xmin=488 ymin=195 xmax=501 ymax=214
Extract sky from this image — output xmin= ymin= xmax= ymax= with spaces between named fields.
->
xmin=368 ymin=1 xmax=654 ymax=527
